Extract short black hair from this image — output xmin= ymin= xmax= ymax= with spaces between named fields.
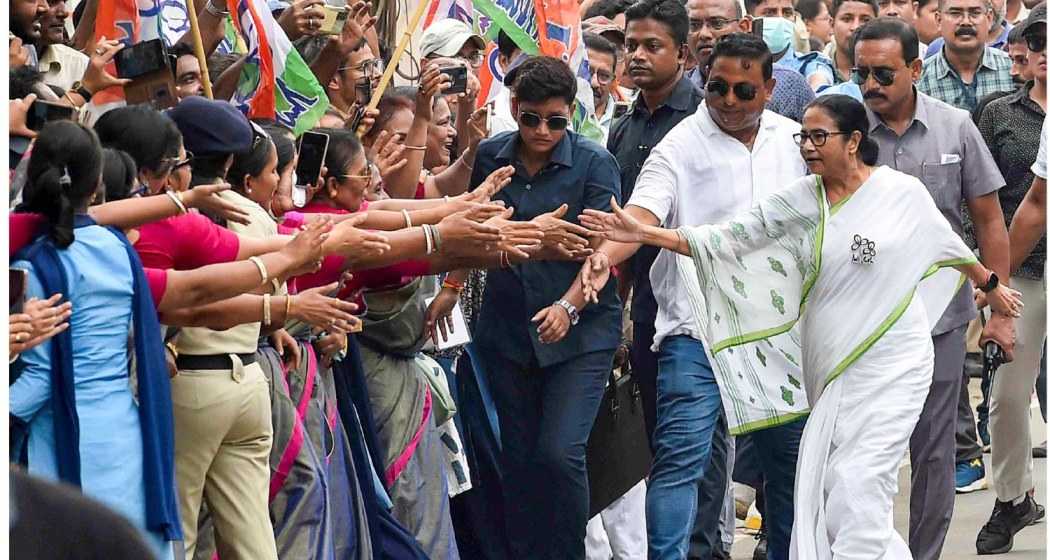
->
xmin=852 ymin=17 xmax=919 ymax=63
xmin=498 ymin=30 xmax=521 ymax=59
xmin=806 ymin=94 xmax=880 ymax=165
xmin=101 ymin=148 xmax=138 ymax=202
xmin=624 ymin=0 xmax=690 ymax=46
xmin=94 ymin=105 xmax=182 ymax=175
xmin=507 ymin=56 xmax=578 ymax=105
xmin=797 ymin=0 xmax=826 ymax=21
xmin=169 ymin=42 xmax=195 ymax=59
xmin=707 ymin=32 xmax=774 ymax=80
xmin=1007 ymin=22 xmax=1027 ymax=44
xmin=831 ymin=0 xmax=880 ymax=17
xmin=584 ymin=0 xmax=630 ymax=20
xmin=584 ymin=31 xmax=620 ymax=71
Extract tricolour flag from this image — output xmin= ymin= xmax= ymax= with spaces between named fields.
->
xmin=227 ymin=0 xmax=329 ymax=134
xmin=472 ymin=0 xmax=602 ymax=141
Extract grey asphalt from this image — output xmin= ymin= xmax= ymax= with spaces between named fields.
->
xmin=730 ymin=379 xmax=1048 ymax=559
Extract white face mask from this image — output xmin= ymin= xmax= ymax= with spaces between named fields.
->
xmin=761 ymin=17 xmax=796 ymax=55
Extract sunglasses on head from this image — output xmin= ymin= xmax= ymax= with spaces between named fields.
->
xmin=851 ymin=66 xmax=897 ymax=86
xmin=705 ymin=79 xmax=758 ymax=101
xmin=519 ymin=111 xmax=570 ymax=131
xmin=1026 ymin=31 xmax=1046 ymax=53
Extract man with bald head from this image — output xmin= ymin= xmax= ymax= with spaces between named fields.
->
xmin=686 ymin=0 xmax=816 ymax=120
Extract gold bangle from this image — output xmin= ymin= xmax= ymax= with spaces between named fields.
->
xmin=165 ymin=341 xmax=179 ymax=360
xmin=285 ymin=294 xmax=294 ymax=319
xmin=263 ymin=293 xmax=272 ymax=326
xmin=248 ymin=256 xmax=269 ymax=285
xmin=402 ymin=144 xmax=427 ymax=151
xmin=402 ymin=209 xmax=413 ymax=228
xmin=165 ymin=190 xmax=188 ymax=214
xmin=271 ymin=277 xmax=281 ymax=294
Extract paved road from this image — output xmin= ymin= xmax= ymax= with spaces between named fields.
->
xmin=731 ymin=379 xmax=1047 ymax=559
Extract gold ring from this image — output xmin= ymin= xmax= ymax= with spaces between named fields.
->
xmin=95 ymin=47 xmax=106 ymax=55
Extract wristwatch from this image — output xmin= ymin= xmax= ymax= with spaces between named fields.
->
xmin=71 ymin=81 xmax=92 ymax=102
xmin=554 ymin=299 xmax=580 ymax=326
xmin=978 ymin=271 xmax=1000 ymax=293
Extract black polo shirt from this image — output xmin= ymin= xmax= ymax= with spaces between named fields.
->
xmin=608 ymin=76 xmax=705 ymax=325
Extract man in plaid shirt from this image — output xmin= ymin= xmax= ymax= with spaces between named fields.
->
xmin=918 ymin=0 xmax=1014 ymax=111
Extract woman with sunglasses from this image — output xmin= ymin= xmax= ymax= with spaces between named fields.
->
xmin=580 ymin=94 xmax=1023 ymax=558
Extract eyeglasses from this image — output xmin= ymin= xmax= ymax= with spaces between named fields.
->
xmin=592 ymin=70 xmax=615 ymax=85
xmin=339 ymin=163 xmax=378 ymax=190
xmin=688 ymin=17 xmax=740 ymax=32
xmin=943 ymin=7 xmax=987 ymax=21
xmin=793 ymin=129 xmax=851 ymax=146
xmin=173 ymin=150 xmax=194 ymax=170
xmin=1026 ymin=31 xmax=1046 ymax=53
xmin=458 ymin=51 xmax=485 ymax=67
xmin=338 ymin=58 xmax=384 ymax=76
xmin=851 ymin=66 xmax=898 ymax=86
xmin=519 ymin=111 xmax=570 ymax=130
xmin=705 ymin=79 xmax=758 ymax=101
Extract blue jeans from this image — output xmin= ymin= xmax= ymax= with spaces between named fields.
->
xmin=646 ymin=336 xmax=724 ymax=559
xmin=645 ymin=335 xmax=804 ymax=560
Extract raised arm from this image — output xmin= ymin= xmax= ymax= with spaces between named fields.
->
xmin=1008 ymin=175 xmax=1046 ymax=276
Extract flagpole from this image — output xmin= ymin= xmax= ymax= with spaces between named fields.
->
xmin=185 ymin=0 xmax=215 ymax=98
xmin=364 ymin=0 xmax=431 ymax=114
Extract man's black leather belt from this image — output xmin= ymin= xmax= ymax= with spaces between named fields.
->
xmin=176 ymin=353 xmax=256 ymax=371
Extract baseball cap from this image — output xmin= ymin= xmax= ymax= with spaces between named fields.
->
xmin=1020 ymin=2 xmax=1046 ymax=36
xmin=166 ymin=97 xmax=252 ymax=156
xmin=420 ymin=19 xmax=485 ymax=58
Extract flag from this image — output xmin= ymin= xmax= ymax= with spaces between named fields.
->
xmin=227 ymin=0 xmax=329 ymax=134
xmin=472 ymin=0 xmax=602 ymax=141
xmin=216 ymin=14 xmax=248 ymax=55
xmin=423 ymin=0 xmax=475 ymax=29
xmin=139 ymin=0 xmax=191 ymax=47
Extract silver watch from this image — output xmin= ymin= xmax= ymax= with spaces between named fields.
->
xmin=554 ymin=299 xmax=580 ymax=326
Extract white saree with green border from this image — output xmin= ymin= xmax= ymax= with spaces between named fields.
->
xmin=677 ymin=166 xmax=977 ymax=558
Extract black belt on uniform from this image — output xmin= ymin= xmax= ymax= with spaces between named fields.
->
xmin=176 ymin=353 xmax=256 ymax=371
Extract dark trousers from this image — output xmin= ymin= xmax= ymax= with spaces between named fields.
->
xmin=478 ymin=345 xmax=615 ymax=560
xmin=690 ymin=413 xmax=730 ymax=560
xmin=908 ymin=326 xmax=966 ymax=560
xmin=630 ymin=320 xmax=660 ymax=449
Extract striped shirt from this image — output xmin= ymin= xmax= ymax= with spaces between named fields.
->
xmin=917 ymin=47 xmax=1014 ymax=113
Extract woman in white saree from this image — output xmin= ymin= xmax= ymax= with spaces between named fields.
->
xmin=580 ymin=95 xmax=1023 ymax=559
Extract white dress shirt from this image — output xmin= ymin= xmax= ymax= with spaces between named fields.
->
xmin=627 ymin=102 xmax=809 ymax=350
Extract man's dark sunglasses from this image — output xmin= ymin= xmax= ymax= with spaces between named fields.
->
xmin=851 ymin=66 xmax=897 ymax=86
xmin=1026 ymin=30 xmax=1046 ymax=54
xmin=519 ymin=111 xmax=570 ymax=130
xmin=705 ymin=79 xmax=757 ymax=101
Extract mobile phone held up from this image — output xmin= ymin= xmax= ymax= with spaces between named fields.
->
xmin=26 ymin=100 xmax=76 ymax=131
xmin=115 ymin=39 xmax=178 ymax=110
xmin=440 ymin=65 xmax=468 ymax=95
xmin=10 ymin=268 xmax=28 ymax=314
xmin=296 ymin=131 xmax=330 ymax=192
xmin=318 ymin=5 xmax=350 ymax=35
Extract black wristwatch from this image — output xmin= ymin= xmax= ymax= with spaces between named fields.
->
xmin=72 ymin=81 xmax=93 ymax=102
xmin=978 ymin=271 xmax=1000 ymax=293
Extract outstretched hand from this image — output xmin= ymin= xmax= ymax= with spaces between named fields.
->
xmin=580 ymin=197 xmax=647 ymax=244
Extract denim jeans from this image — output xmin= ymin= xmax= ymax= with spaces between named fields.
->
xmin=645 ymin=336 xmax=724 ymax=559
xmin=747 ymin=418 xmax=805 ymax=560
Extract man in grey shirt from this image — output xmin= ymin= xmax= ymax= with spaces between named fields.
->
xmin=851 ymin=18 xmax=1018 ymax=560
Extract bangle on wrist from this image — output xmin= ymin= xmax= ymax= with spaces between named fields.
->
xmin=165 ymin=190 xmax=188 ymax=214
xmin=402 ymin=209 xmax=413 ymax=228
xmin=263 ymin=294 xmax=272 ymax=326
xmin=442 ymin=278 xmax=464 ymax=293
xmin=248 ymin=256 xmax=269 ymax=286
xmin=422 ymin=224 xmax=435 ymax=255
xmin=286 ymin=295 xmax=294 ymax=319
xmin=205 ymin=0 xmax=229 ymax=16
xmin=402 ymin=144 xmax=427 ymax=151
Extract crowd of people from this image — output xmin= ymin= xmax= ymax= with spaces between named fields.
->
xmin=5 ymin=0 xmax=1048 ymax=555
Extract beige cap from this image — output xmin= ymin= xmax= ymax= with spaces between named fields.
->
xmin=420 ymin=19 xmax=486 ymax=58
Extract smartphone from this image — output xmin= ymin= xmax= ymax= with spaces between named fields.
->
xmin=292 ymin=185 xmax=308 ymax=207
xmin=751 ymin=17 xmax=764 ymax=39
xmin=118 ymin=39 xmax=178 ymax=110
xmin=441 ymin=65 xmax=468 ymax=95
xmin=26 ymin=100 xmax=76 ymax=131
xmin=612 ymin=102 xmax=630 ymax=119
xmin=10 ymin=268 xmax=28 ymax=314
xmin=318 ymin=5 xmax=350 ymax=35
xmin=114 ymin=39 xmax=168 ymax=80
xmin=296 ymin=131 xmax=330 ymax=189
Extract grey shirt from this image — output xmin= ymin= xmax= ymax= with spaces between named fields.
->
xmin=867 ymin=91 xmax=1006 ymax=335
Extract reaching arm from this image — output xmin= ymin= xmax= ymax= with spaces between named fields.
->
xmin=1008 ymin=176 xmax=1046 ymax=276
xmin=969 ymin=191 xmax=1012 ymax=284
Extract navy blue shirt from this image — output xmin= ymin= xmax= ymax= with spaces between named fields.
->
xmin=471 ymin=130 xmax=623 ymax=368
xmin=608 ymin=76 xmax=704 ymax=326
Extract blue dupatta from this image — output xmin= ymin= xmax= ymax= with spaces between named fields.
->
xmin=13 ymin=215 xmax=182 ymax=541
